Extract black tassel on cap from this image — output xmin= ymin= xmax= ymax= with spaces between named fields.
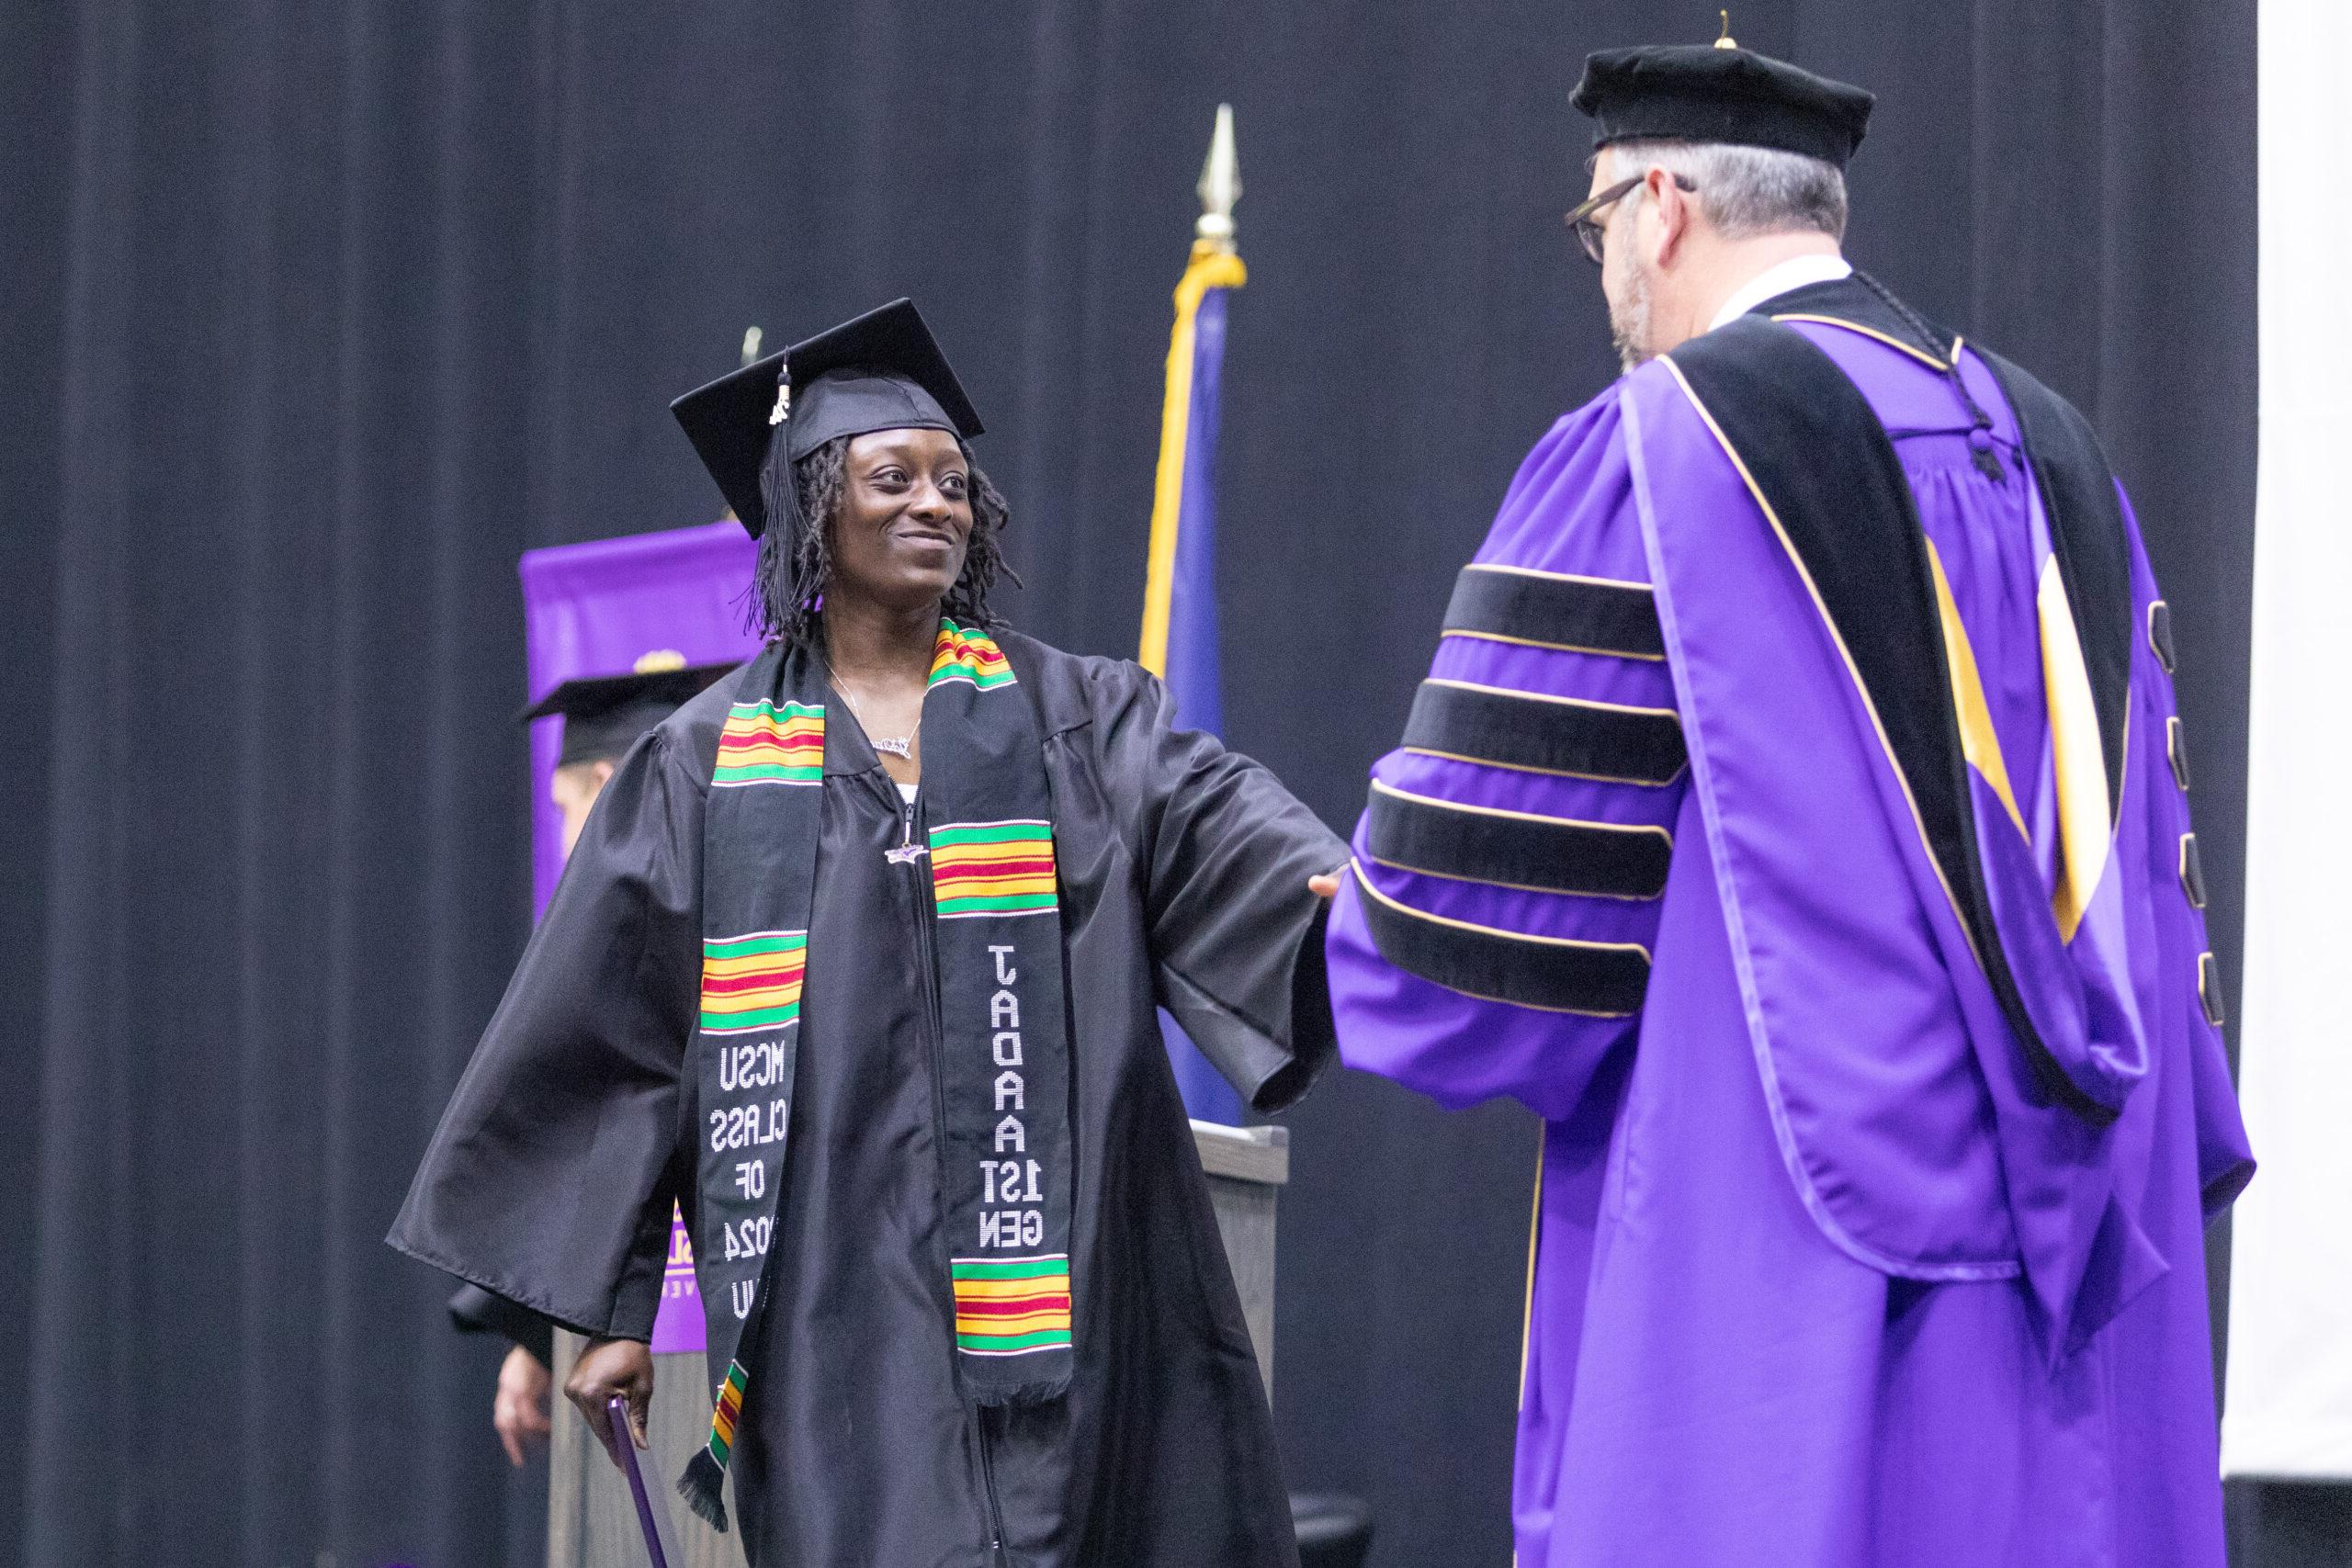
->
xmin=753 ymin=411 xmax=808 ymax=633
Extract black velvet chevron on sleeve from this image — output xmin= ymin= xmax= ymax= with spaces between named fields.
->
xmin=1364 ymin=782 xmax=1669 ymax=900
xmin=1401 ymin=680 xmax=1685 ymax=786
xmin=1440 ymin=564 xmax=1665 ymax=660
xmin=1351 ymin=867 xmax=1653 ymax=1016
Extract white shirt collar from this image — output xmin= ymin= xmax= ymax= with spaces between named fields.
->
xmin=1707 ymin=254 xmax=1854 ymax=332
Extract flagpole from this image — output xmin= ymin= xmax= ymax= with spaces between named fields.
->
xmin=1195 ymin=102 xmax=1240 ymax=252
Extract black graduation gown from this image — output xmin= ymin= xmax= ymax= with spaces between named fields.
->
xmin=390 ymin=631 xmax=1345 ymax=1568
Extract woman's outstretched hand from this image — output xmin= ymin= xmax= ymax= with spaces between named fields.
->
xmin=1307 ymin=868 xmax=1344 ymax=899
xmin=566 ymin=1336 xmax=654 ymax=1463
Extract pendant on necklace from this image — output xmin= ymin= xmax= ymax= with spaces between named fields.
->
xmin=871 ymin=736 xmax=913 ymax=760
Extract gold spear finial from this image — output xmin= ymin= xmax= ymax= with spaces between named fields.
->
xmin=740 ymin=326 xmax=763 ymax=367
xmin=1195 ymin=104 xmax=1241 ymax=252
xmin=1714 ymin=10 xmax=1737 ymax=48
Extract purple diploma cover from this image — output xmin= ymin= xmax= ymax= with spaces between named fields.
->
xmin=605 ymin=1395 xmax=680 ymax=1568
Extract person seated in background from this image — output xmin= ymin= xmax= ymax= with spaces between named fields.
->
xmin=1322 ymin=30 xmax=2252 ymax=1568
xmin=449 ymin=650 xmax=733 ymax=1467
xmin=392 ymin=299 xmax=1346 ymax=1566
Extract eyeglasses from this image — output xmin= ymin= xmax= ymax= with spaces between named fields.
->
xmin=1566 ymin=173 xmax=1697 ymax=265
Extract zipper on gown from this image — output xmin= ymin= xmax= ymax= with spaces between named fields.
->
xmin=886 ymin=773 xmax=1011 ymax=1562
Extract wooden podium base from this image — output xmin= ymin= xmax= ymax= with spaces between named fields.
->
xmin=548 ymin=1121 xmax=1287 ymax=1568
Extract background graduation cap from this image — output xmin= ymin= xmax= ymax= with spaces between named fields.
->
xmin=522 ymin=649 xmax=737 ymax=765
xmin=670 ymin=298 xmax=985 ymax=544
xmin=1571 ymin=18 xmax=1875 ymax=169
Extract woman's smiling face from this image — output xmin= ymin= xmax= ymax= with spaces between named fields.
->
xmin=825 ymin=427 xmax=974 ymax=615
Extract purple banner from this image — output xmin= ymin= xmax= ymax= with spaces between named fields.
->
xmin=519 ymin=520 xmax=760 ymax=915
xmin=519 ymin=518 xmax=761 ymax=1354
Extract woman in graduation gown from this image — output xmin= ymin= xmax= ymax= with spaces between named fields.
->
xmin=390 ymin=299 xmax=1343 ymax=1568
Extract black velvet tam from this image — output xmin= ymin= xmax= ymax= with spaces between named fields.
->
xmin=1572 ymin=44 xmax=1874 ymax=169
xmin=671 ymin=298 xmax=984 ymax=539
xmin=521 ymin=657 xmax=735 ymax=765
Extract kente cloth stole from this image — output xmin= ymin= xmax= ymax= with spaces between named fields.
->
xmin=677 ymin=621 xmax=1074 ymax=1532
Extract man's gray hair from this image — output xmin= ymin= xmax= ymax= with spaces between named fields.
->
xmin=1608 ymin=138 xmax=1849 ymax=242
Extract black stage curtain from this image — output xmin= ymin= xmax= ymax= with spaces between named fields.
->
xmin=2 ymin=2 xmax=2292 ymax=1565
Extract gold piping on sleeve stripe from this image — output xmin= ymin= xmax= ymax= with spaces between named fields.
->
xmin=1423 ymin=676 xmax=1679 ymax=721
xmin=1365 ymin=852 xmax=1664 ymax=903
xmin=1372 ymin=777 xmax=1674 ymax=845
xmin=1401 ymin=747 xmax=1687 ymax=789
xmin=1463 ymin=561 xmax=1653 ymax=592
xmin=1440 ymin=627 xmax=1667 ymax=663
xmin=1347 ymin=857 xmax=1652 ymax=958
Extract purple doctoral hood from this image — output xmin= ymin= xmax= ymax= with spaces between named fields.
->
xmin=1618 ymin=324 xmax=2245 ymax=1355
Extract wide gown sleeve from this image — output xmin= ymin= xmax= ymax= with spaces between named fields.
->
xmin=447 ymin=1282 xmax=556 ymax=1369
xmin=389 ymin=729 xmax=705 ymax=1341
xmin=1095 ymin=664 xmax=1350 ymax=1114
xmin=1327 ymin=389 xmax=1690 ymax=1122
xmin=2121 ymin=491 xmax=2253 ymax=1217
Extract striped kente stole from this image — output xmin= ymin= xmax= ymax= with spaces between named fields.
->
xmin=678 ymin=623 xmax=1073 ymax=1533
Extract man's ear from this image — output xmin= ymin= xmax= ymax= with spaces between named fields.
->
xmin=1648 ymin=165 xmax=1692 ymax=266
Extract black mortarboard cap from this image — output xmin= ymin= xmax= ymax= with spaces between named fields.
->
xmin=1571 ymin=43 xmax=1874 ymax=170
xmin=521 ymin=651 xmax=737 ymax=765
xmin=669 ymin=298 xmax=984 ymax=541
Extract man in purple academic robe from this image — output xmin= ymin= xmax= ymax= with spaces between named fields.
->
xmin=1324 ymin=36 xmax=2254 ymax=1568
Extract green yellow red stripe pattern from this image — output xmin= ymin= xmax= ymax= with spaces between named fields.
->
xmin=704 ymin=1359 xmax=748 ymax=1465
xmin=929 ymin=820 xmax=1057 ymax=919
xmin=951 ymin=1255 xmax=1073 ymax=1355
xmin=928 ymin=620 xmax=1015 ymax=691
xmin=699 ymin=930 xmax=808 ymax=1033
xmin=714 ymin=699 xmax=823 ymax=786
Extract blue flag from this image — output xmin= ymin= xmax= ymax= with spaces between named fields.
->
xmin=1140 ymin=240 xmax=1249 ymax=1123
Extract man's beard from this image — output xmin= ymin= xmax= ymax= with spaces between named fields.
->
xmin=1609 ymin=263 xmax=1656 ymax=374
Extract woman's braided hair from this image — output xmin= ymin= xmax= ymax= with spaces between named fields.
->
xmin=750 ymin=434 xmax=1016 ymax=648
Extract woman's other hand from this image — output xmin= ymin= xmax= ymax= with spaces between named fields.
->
xmin=493 ymin=1342 xmax=555 ymax=1466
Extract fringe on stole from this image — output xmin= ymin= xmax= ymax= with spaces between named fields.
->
xmin=677 ymin=1448 xmax=729 ymax=1533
